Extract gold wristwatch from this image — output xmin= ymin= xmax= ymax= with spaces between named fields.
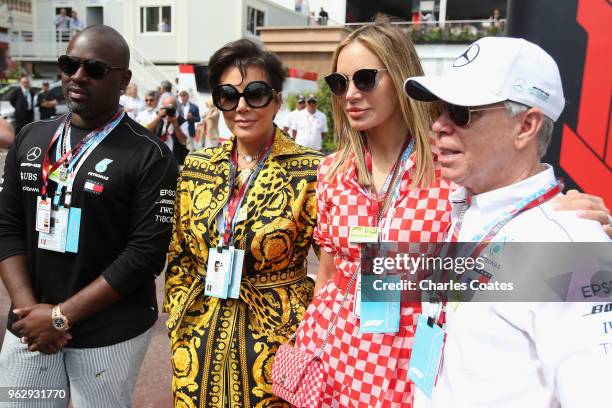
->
xmin=51 ymin=304 xmax=70 ymax=331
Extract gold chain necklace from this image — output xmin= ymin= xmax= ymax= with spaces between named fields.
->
xmin=237 ymin=150 xmax=259 ymax=164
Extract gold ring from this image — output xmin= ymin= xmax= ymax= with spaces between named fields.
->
xmin=20 ymin=336 xmax=27 ymax=344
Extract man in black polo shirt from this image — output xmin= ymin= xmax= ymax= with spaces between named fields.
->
xmin=0 ymin=25 xmax=178 ymax=406
xmin=36 ymin=81 xmax=58 ymax=120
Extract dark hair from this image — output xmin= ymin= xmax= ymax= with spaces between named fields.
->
xmin=208 ymin=39 xmax=286 ymax=92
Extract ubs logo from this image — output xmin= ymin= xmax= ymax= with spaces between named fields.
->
xmin=26 ymin=147 xmax=41 ymax=162
xmin=453 ymin=43 xmax=480 ymax=67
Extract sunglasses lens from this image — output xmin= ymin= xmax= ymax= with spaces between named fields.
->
xmin=83 ymin=60 xmax=108 ymax=79
xmin=325 ymin=73 xmax=348 ymax=96
xmin=244 ymin=82 xmax=272 ymax=108
xmin=58 ymin=55 xmax=79 ymax=76
xmin=353 ymin=69 xmax=378 ymax=93
xmin=212 ymin=85 xmax=239 ymax=111
xmin=448 ymin=104 xmax=470 ymax=127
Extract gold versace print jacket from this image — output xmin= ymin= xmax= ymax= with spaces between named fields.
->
xmin=163 ymin=129 xmax=324 ymax=407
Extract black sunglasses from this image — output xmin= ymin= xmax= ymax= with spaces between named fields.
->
xmin=442 ymin=102 xmax=507 ymax=127
xmin=212 ymin=81 xmax=277 ymax=111
xmin=324 ymin=68 xmax=388 ymax=96
xmin=58 ymin=55 xmax=126 ymax=79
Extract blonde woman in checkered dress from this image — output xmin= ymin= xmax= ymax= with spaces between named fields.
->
xmin=290 ymin=24 xmax=454 ymax=407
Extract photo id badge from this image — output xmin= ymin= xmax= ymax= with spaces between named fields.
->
xmin=205 ymin=248 xmax=233 ymax=299
xmin=38 ymin=206 xmax=69 ymax=253
xmin=228 ymin=248 xmax=245 ymax=299
xmin=408 ymin=314 xmax=447 ymax=398
xmin=349 ymin=226 xmax=380 ymax=243
xmin=65 ymin=207 xmax=82 ymax=253
xmin=36 ymin=196 xmax=52 ymax=233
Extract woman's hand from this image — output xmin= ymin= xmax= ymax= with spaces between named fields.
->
xmin=552 ymin=190 xmax=611 ymax=238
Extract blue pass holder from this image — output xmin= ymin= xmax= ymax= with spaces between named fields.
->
xmin=359 ymin=300 xmax=400 ymax=333
xmin=65 ymin=207 xmax=82 ymax=253
xmin=359 ymin=274 xmax=401 ymax=333
xmin=227 ymin=248 xmax=244 ymax=299
xmin=408 ymin=314 xmax=446 ymax=398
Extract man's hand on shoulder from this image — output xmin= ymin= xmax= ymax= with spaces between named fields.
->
xmin=552 ymin=189 xmax=611 ymax=238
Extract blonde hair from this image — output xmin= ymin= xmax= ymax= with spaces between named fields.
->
xmin=326 ymin=24 xmax=434 ymax=188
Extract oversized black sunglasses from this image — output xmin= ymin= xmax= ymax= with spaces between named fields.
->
xmin=324 ymin=68 xmax=388 ymax=96
xmin=442 ymin=102 xmax=507 ymax=127
xmin=212 ymin=81 xmax=277 ymax=111
xmin=58 ymin=55 xmax=126 ymax=79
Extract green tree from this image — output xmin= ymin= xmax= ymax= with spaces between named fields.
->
xmin=316 ymin=78 xmax=338 ymax=154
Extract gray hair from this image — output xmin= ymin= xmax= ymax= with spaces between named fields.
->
xmin=504 ymin=101 xmax=554 ymax=158
xmin=145 ymin=90 xmax=158 ymax=99
xmin=160 ymin=80 xmax=172 ymax=92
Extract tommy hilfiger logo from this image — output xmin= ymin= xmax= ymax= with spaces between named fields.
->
xmin=84 ymin=179 xmax=104 ymax=194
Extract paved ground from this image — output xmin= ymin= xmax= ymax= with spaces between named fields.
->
xmin=0 ymin=250 xmax=319 ymax=407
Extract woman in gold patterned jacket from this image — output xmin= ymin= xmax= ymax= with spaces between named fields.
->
xmin=163 ymin=39 xmax=324 ymax=408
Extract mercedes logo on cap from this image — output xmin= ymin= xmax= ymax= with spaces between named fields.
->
xmin=453 ymin=43 xmax=480 ymax=67
xmin=26 ymin=147 xmax=42 ymax=162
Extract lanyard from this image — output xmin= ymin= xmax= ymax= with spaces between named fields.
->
xmin=364 ymin=137 xmax=415 ymax=229
xmin=41 ymin=110 xmax=124 ymax=199
xmin=427 ymin=180 xmax=563 ymax=325
xmin=449 ymin=180 xmax=563 ymax=257
xmin=222 ymin=135 xmax=274 ymax=246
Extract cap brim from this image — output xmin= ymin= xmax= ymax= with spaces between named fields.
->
xmin=404 ymin=76 xmax=505 ymax=107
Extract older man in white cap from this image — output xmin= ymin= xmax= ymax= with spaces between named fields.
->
xmin=291 ymin=93 xmax=328 ymax=150
xmin=405 ymin=37 xmax=611 ymax=408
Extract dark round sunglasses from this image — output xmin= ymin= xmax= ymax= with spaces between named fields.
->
xmin=442 ymin=103 xmax=507 ymax=127
xmin=212 ymin=81 xmax=277 ymax=111
xmin=324 ymin=68 xmax=388 ymax=97
xmin=58 ymin=55 xmax=126 ymax=80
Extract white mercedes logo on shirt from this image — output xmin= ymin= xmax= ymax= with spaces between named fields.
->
xmin=453 ymin=43 xmax=481 ymax=67
xmin=26 ymin=147 xmax=42 ymax=162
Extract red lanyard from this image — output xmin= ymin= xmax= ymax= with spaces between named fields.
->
xmin=222 ymin=136 xmax=274 ymax=246
xmin=449 ymin=181 xmax=563 ymax=255
xmin=364 ymin=137 xmax=410 ymax=225
xmin=429 ymin=181 xmax=562 ymax=326
xmin=40 ymin=111 xmax=122 ymax=198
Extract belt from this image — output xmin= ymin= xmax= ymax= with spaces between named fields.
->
xmin=246 ymin=267 xmax=308 ymax=288
xmin=167 ymin=266 xmax=309 ymax=336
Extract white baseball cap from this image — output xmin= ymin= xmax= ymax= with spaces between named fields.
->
xmin=404 ymin=37 xmax=565 ymax=121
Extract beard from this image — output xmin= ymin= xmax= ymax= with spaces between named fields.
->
xmin=68 ymin=99 xmax=94 ymax=118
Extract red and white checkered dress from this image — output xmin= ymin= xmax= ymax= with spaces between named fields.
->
xmin=295 ymin=152 xmax=454 ymax=407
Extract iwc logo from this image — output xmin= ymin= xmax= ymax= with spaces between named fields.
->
xmin=95 ymin=158 xmax=113 ymax=173
xmin=453 ymin=43 xmax=480 ymax=67
xmin=26 ymin=147 xmax=42 ymax=162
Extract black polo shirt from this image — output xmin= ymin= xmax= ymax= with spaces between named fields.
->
xmin=0 ymin=114 xmax=179 ymax=348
